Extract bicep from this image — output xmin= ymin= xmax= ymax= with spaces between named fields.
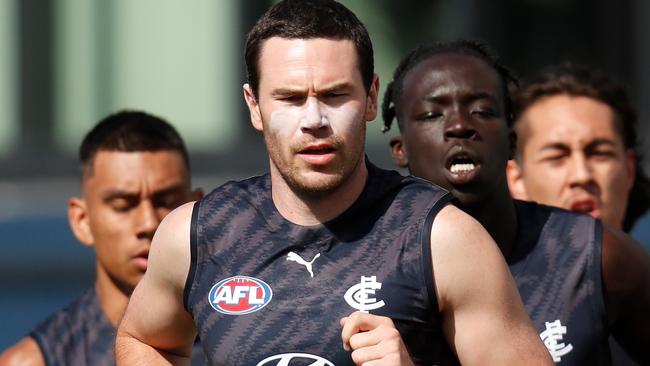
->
xmin=117 ymin=202 xmax=197 ymax=356
xmin=430 ymin=205 xmax=549 ymax=365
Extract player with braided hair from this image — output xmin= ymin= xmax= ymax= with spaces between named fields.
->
xmin=385 ymin=40 xmax=650 ymax=365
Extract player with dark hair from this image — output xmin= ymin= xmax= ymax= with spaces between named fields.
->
xmin=384 ymin=40 xmax=650 ymax=365
xmin=0 ymin=111 xmax=204 ymax=366
xmin=115 ymin=2 xmax=550 ymax=365
xmin=507 ymin=62 xmax=650 ymax=232
xmin=506 ymin=62 xmax=650 ymax=366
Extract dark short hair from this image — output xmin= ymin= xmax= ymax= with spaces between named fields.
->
xmin=244 ymin=0 xmax=374 ymax=98
xmin=79 ymin=110 xmax=189 ymax=178
xmin=382 ymin=40 xmax=518 ymax=133
xmin=512 ymin=63 xmax=649 ymax=232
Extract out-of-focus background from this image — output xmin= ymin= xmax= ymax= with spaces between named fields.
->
xmin=1 ymin=0 xmax=649 ymax=348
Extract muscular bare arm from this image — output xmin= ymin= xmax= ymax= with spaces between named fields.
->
xmin=601 ymin=224 xmax=650 ymax=364
xmin=431 ymin=204 xmax=552 ymax=365
xmin=0 ymin=338 xmax=45 ymax=366
xmin=115 ymin=202 xmax=198 ymax=366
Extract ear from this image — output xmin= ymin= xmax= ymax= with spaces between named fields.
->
xmin=389 ymin=135 xmax=409 ymax=168
xmin=68 ymin=197 xmax=94 ymax=247
xmin=243 ymin=83 xmax=263 ymax=131
xmin=625 ymin=149 xmax=636 ymax=190
xmin=364 ymin=74 xmax=380 ymax=122
xmin=505 ymin=160 xmax=529 ymax=200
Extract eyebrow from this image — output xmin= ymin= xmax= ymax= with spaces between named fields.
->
xmin=585 ymin=138 xmax=617 ymax=149
xmin=316 ymin=82 xmax=354 ymax=94
xmin=422 ymin=91 xmax=498 ymax=104
xmin=538 ymin=142 xmax=570 ymax=153
xmin=101 ymin=182 xmax=187 ymax=202
xmin=539 ymin=138 xmax=618 ymax=153
xmin=270 ymin=82 xmax=354 ymax=97
xmin=271 ymin=87 xmax=307 ymax=97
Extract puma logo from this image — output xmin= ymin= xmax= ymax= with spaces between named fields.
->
xmin=286 ymin=251 xmax=321 ymax=278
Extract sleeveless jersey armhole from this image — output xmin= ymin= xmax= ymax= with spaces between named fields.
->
xmin=592 ymin=219 xmax=608 ymax=326
xmin=420 ymin=193 xmax=454 ymax=314
xmin=183 ymin=200 xmax=201 ymax=312
xmin=27 ymin=332 xmax=51 ymax=366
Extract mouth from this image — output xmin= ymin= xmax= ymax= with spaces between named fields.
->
xmin=297 ymin=143 xmax=337 ymax=165
xmin=133 ymin=249 xmax=149 ymax=271
xmin=444 ymin=154 xmax=480 ymax=185
xmin=569 ymin=198 xmax=601 ymax=218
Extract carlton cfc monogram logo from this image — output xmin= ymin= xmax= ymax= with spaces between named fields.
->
xmin=344 ymin=276 xmax=385 ymax=313
xmin=208 ymin=276 xmax=273 ymax=315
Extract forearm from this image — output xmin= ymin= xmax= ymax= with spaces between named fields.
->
xmin=115 ymin=329 xmax=191 ymax=366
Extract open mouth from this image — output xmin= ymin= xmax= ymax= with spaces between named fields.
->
xmin=300 ymin=145 xmax=336 ymax=155
xmin=447 ymin=156 xmax=477 ymax=174
xmin=444 ymin=153 xmax=480 ymax=185
xmin=569 ymin=199 xmax=600 ymax=218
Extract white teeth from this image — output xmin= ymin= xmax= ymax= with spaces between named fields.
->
xmin=450 ymin=163 xmax=475 ymax=173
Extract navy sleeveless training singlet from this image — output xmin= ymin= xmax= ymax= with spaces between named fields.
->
xmin=185 ymin=162 xmax=456 ymax=365
xmin=510 ymin=200 xmax=610 ymax=365
xmin=30 ymin=286 xmax=208 ymax=366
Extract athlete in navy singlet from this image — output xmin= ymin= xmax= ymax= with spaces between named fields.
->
xmin=185 ymin=162 xmax=454 ymax=364
xmin=30 ymin=288 xmax=116 ymax=366
xmin=384 ymin=40 xmax=650 ymax=365
xmin=28 ymin=287 xmax=206 ymax=366
xmin=116 ymin=2 xmax=552 ymax=365
xmin=507 ymin=63 xmax=650 ymax=366
xmin=0 ymin=112 xmax=205 ymax=366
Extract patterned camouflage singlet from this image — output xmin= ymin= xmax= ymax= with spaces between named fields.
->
xmin=185 ymin=162 xmax=456 ymax=365
xmin=510 ymin=200 xmax=609 ymax=365
xmin=31 ymin=286 xmax=208 ymax=366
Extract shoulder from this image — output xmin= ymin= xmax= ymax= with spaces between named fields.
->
xmin=429 ymin=204 xmax=500 ymax=272
xmin=147 ymin=201 xmax=198 ymax=289
xmin=29 ymin=288 xmax=97 ymax=340
xmin=0 ymin=337 xmax=45 ymax=366
xmin=390 ymin=173 xmax=453 ymax=215
xmin=515 ymin=200 xmax=599 ymax=240
xmin=201 ymin=174 xmax=269 ymax=205
xmin=601 ymin=223 xmax=650 ymax=299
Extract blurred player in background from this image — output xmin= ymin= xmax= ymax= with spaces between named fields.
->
xmin=0 ymin=111 xmax=204 ymax=366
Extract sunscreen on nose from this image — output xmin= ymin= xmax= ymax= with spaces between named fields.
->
xmin=299 ymin=98 xmax=328 ymax=129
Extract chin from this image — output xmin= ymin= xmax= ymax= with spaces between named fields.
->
xmin=292 ymin=173 xmax=346 ymax=198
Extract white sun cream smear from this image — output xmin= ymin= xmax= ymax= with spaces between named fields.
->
xmin=268 ymin=98 xmax=363 ymax=138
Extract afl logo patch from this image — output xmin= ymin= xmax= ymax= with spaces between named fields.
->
xmin=208 ymin=275 xmax=273 ymax=315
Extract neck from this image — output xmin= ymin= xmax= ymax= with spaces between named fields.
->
xmin=94 ymin=263 xmax=131 ymax=328
xmin=271 ymin=158 xmax=368 ymax=226
xmin=463 ymin=183 xmax=518 ymax=259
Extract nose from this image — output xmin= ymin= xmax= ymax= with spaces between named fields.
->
xmin=134 ymin=200 xmax=160 ymax=241
xmin=300 ymin=97 xmax=329 ymax=132
xmin=444 ymin=112 xmax=476 ymax=140
xmin=568 ymin=153 xmax=596 ymax=188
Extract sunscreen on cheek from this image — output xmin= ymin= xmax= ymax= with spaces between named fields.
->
xmin=322 ymin=102 xmax=364 ymax=135
xmin=269 ymin=109 xmax=302 ymax=137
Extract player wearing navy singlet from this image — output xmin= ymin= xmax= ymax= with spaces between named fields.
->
xmin=507 ymin=64 xmax=650 ymax=366
xmin=0 ymin=112 xmax=205 ymax=366
xmin=186 ymin=162 xmax=458 ymax=364
xmin=383 ymin=40 xmax=650 ymax=364
xmin=116 ymin=1 xmax=551 ymax=365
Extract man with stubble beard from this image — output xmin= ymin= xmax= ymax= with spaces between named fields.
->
xmin=115 ymin=1 xmax=550 ymax=365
